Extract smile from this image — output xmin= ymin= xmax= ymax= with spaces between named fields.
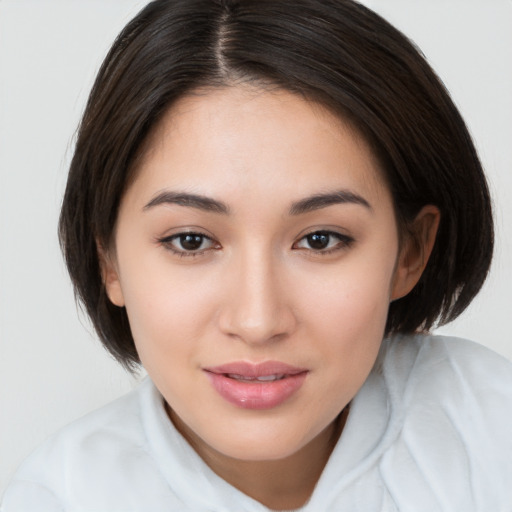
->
xmin=204 ymin=362 xmax=309 ymax=410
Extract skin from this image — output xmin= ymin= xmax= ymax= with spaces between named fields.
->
xmin=101 ymin=85 xmax=439 ymax=510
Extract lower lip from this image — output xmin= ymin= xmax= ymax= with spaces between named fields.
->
xmin=205 ymin=371 xmax=308 ymax=410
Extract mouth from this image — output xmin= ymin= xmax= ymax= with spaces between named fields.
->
xmin=203 ymin=361 xmax=308 ymax=410
xmin=224 ymin=373 xmax=289 ymax=382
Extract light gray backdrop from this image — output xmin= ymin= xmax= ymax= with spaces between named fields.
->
xmin=1 ymin=0 xmax=511 ymax=494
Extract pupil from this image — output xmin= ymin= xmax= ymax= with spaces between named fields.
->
xmin=308 ymin=233 xmax=329 ymax=249
xmin=181 ymin=234 xmax=203 ymax=250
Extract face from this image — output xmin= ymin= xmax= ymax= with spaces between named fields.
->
xmin=103 ymin=86 xmax=429 ymax=463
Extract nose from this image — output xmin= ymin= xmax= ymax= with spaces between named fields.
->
xmin=218 ymin=248 xmax=297 ymax=346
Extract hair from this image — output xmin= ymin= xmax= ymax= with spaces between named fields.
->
xmin=59 ymin=0 xmax=494 ymax=370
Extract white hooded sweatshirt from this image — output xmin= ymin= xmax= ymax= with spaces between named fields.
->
xmin=2 ymin=334 xmax=512 ymax=511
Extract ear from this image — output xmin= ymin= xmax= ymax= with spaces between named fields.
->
xmin=97 ymin=241 xmax=125 ymax=307
xmin=391 ymin=205 xmax=440 ymax=301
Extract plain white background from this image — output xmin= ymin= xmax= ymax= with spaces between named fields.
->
xmin=1 ymin=0 xmax=511 ymax=494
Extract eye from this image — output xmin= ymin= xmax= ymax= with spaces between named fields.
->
xmin=159 ymin=232 xmax=219 ymax=256
xmin=293 ymin=230 xmax=354 ymax=253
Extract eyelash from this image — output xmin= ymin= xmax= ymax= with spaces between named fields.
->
xmin=157 ymin=230 xmax=354 ymax=258
xmin=158 ymin=231 xmax=219 ymax=258
xmin=292 ymin=230 xmax=355 ymax=255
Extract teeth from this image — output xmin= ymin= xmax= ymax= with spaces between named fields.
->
xmin=256 ymin=374 xmax=284 ymax=381
xmin=226 ymin=373 xmax=285 ymax=382
xmin=226 ymin=374 xmax=247 ymax=381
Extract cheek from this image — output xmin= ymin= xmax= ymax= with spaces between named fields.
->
xmin=301 ymin=254 xmax=395 ymax=333
xmin=118 ymin=256 xmax=221 ymax=365
xmin=294 ymin=245 xmax=397 ymax=375
xmin=304 ymin=281 xmax=389 ymax=378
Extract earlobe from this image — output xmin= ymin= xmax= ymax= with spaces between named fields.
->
xmin=391 ymin=205 xmax=440 ymax=301
xmin=97 ymin=241 xmax=125 ymax=307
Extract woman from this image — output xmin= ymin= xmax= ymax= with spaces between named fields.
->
xmin=2 ymin=0 xmax=511 ymax=510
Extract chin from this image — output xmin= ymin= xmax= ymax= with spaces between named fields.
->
xmin=218 ymin=439 xmax=306 ymax=462
xmin=204 ymin=420 xmax=319 ymax=462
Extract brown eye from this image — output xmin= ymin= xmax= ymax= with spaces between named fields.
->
xmin=160 ymin=232 xmax=218 ymax=255
xmin=306 ymin=232 xmax=331 ymax=250
xmin=178 ymin=234 xmax=206 ymax=251
xmin=294 ymin=230 xmax=354 ymax=253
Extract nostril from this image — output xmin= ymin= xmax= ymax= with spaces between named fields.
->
xmin=219 ymin=308 xmax=295 ymax=345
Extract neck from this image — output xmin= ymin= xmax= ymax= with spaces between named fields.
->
xmin=168 ymin=405 xmax=349 ymax=510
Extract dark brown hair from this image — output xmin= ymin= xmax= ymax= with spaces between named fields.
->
xmin=59 ymin=0 xmax=494 ymax=370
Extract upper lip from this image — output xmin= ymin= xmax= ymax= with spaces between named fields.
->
xmin=203 ymin=361 xmax=308 ymax=378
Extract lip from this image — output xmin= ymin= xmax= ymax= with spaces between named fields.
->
xmin=203 ymin=361 xmax=308 ymax=410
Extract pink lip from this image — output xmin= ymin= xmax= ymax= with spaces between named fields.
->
xmin=203 ymin=361 xmax=308 ymax=410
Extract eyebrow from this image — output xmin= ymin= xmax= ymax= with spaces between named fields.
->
xmin=289 ymin=190 xmax=372 ymax=215
xmin=143 ymin=191 xmax=230 ymax=214
xmin=143 ymin=189 xmax=372 ymax=216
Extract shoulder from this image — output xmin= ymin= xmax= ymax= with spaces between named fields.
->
xmin=15 ymin=379 xmax=146 ymax=471
xmin=1 ymin=378 xmax=183 ymax=511
xmin=379 ymin=333 xmax=512 ymax=428
xmin=376 ymin=333 xmax=512 ymax=508
xmin=379 ymin=333 xmax=512 ymax=396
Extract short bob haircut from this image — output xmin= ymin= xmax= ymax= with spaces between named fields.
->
xmin=59 ymin=0 xmax=493 ymax=370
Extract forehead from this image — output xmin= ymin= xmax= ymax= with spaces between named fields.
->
xmin=128 ymin=85 xmax=390 ymax=209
